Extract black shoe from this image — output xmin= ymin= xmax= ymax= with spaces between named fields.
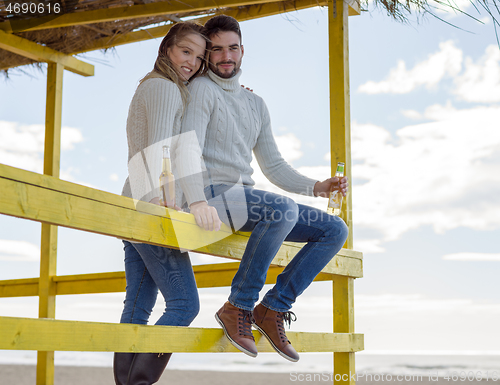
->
xmin=113 ymin=353 xmax=136 ymax=385
xmin=126 ymin=353 xmax=172 ymax=385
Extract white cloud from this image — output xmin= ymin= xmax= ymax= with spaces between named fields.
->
xmin=353 ymin=238 xmax=386 ymax=253
xmin=401 ymin=109 xmax=423 ymax=120
xmin=454 ymin=44 xmax=500 ymax=103
xmin=351 ymin=103 xmax=500 ymax=241
xmin=433 ymin=0 xmax=473 ymax=16
xmin=0 ymin=121 xmax=84 ymax=174
xmin=355 ymin=293 xmax=500 ymax=316
xmin=358 ymin=41 xmax=462 ymax=94
xmin=0 ymin=239 xmax=40 ymax=261
xmin=110 ymin=173 xmax=119 ymax=182
xmin=443 ymin=252 xmax=500 ymax=261
xmin=274 ymin=133 xmax=303 ymax=163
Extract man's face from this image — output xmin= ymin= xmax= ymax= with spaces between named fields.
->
xmin=208 ymin=31 xmax=244 ymax=79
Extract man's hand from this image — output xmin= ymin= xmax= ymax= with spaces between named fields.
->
xmin=313 ymin=176 xmax=349 ymax=198
xmin=189 ymin=201 xmax=222 ymax=231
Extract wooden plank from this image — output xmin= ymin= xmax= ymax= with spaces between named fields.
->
xmin=0 ymin=316 xmax=364 ymax=353
xmin=0 ymin=30 xmax=94 ymax=77
xmin=329 ymin=0 xmax=353 ymax=250
xmin=0 ymin=165 xmax=363 ymax=278
xmin=0 ymin=278 xmax=38 ymax=297
xmin=38 ymin=60 xmax=64 ymax=385
xmin=333 ymin=275 xmax=357 ymax=383
xmin=0 ymin=265 xmax=339 ymax=297
xmin=76 ymin=0 xmax=330 ymax=53
xmin=0 ymin=0 xmax=282 ymax=33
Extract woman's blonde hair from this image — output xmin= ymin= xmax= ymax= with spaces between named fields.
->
xmin=139 ymin=22 xmax=208 ymax=107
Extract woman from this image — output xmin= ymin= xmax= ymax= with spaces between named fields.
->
xmin=114 ymin=22 xmax=207 ymax=385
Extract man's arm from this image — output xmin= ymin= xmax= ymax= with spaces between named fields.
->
xmin=177 ymin=79 xmax=222 ymax=231
xmin=253 ymin=100 xmax=318 ymax=196
xmin=253 ymin=99 xmax=349 ymax=199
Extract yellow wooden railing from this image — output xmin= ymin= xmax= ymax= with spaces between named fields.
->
xmin=0 ymin=162 xmax=364 ymax=382
xmin=0 ymin=1 xmax=362 ymax=384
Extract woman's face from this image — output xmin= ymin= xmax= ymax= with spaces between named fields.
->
xmin=167 ymin=33 xmax=206 ymax=81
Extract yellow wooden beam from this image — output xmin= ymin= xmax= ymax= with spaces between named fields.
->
xmin=333 ymin=276 xmax=357 ymax=383
xmin=37 ymin=61 xmax=64 ymax=385
xmin=0 ymin=30 xmax=94 ymax=76
xmin=0 ymin=0 xmax=283 ymax=33
xmin=75 ymin=0 xmax=330 ymax=53
xmin=0 ymin=316 xmax=364 ymax=353
xmin=328 ymin=0 xmax=353 ymax=249
xmin=0 ymin=164 xmax=363 ymax=278
xmin=0 ymin=264 xmax=340 ymax=298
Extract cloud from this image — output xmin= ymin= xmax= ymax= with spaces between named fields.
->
xmin=358 ymin=43 xmax=500 ymax=104
xmin=275 ymin=132 xmax=304 ymax=163
xmin=351 ymin=103 xmax=500 ymax=241
xmin=353 ymin=238 xmax=386 ymax=253
xmin=0 ymin=239 xmax=40 ymax=261
xmin=442 ymin=252 xmax=500 ymax=261
xmin=433 ymin=0 xmax=473 ymax=16
xmin=454 ymin=44 xmax=500 ymax=103
xmin=0 ymin=121 xmax=84 ymax=174
xmin=358 ymin=41 xmax=462 ymax=94
xmin=355 ymin=293 xmax=500 ymax=316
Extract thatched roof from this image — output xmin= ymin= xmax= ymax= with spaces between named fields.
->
xmin=0 ymin=0 xmax=498 ymax=75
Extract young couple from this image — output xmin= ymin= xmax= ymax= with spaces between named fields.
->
xmin=115 ymin=15 xmax=349 ymax=385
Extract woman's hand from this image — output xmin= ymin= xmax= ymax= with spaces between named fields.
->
xmin=313 ymin=176 xmax=349 ymax=198
xmin=149 ymin=197 xmax=182 ymax=211
xmin=241 ymin=84 xmax=254 ymax=92
xmin=189 ymin=201 xmax=222 ymax=231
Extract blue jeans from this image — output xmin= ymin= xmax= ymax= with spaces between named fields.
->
xmin=205 ymin=184 xmax=349 ymax=312
xmin=120 ymin=241 xmax=199 ymax=326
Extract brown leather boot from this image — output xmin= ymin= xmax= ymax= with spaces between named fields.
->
xmin=252 ymin=303 xmax=300 ymax=362
xmin=113 ymin=352 xmax=135 ymax=385
xmin=215 ymin=301 xmax=258 ymax=357
xmin=126 ymin=352 xmax=171 ymax=384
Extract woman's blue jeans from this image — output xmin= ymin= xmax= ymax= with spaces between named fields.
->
xmin=120 ymin=241 xmax=199 ymax=326
xmin=205 ymin=184 xmax=349 ymax=312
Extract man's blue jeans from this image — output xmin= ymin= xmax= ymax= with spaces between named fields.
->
xmin=120 ymin=241 xmax=199 ymax=326
xmin=205 ymin=184 xmax=349 ymax=312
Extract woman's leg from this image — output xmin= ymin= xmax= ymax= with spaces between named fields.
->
xmin=116 ymin=241 xmax=199 ymax=384
xmin=130 ymin=243 xmax=200 ymax=327
xmin=115 ymin=241 xmax=159 ymax=385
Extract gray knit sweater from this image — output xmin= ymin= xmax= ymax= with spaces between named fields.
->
xmin=178 ymin=70 xmax=318 ymax=206
xmin=121 ymin=77 xmax=184 ymax=205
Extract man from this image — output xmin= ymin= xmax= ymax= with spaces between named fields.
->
xmin=178 ymin=15 xmax=349 ymax=362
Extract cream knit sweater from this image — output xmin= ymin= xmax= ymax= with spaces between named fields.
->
xmin=121 ymin=77 xmax=184 ymax=205
xmin=178 ymin=70 xmax=318 ymax=206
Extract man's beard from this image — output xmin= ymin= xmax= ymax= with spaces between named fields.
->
xmin=210 ymin=60 xmax=241 ymax=79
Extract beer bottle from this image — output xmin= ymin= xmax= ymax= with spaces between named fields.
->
xmin=327 ymin=162 xmax=345 ymax=216
xmin=159 ymin=145 xmax=175 ymax=207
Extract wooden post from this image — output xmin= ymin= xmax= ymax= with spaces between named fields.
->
xmin=37 ymin=62 xmax=63 ymax=385
xmin=328 ymin=0 xmax=353 ymax=249
xmin=333 ymin=275 xmax=356 ymax=384
xmin=329 ymin=0 xmax=355 ymax=383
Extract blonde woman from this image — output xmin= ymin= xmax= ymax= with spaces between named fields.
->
xmin=115 ymin=22 xmax=207 ymax=385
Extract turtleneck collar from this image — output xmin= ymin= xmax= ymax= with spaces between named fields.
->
xmin=208 ymin=69 xmax=242 ymax=93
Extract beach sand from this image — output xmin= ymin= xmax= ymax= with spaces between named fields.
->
xmin=0 ymin=364 xmax=488 ymax=385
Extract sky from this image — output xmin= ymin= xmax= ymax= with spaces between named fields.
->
xmin=0 ymin=1 xmax=499 ymax=369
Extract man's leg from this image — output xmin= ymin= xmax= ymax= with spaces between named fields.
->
xmin=262 ymin=204 xmax=348 ymax=310
xmin=207 ymin=185 xmax=299 ymax=357
xmin=253 ymin=204 xmax=348 ymax=362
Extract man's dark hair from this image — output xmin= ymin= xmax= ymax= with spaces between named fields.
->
xmin=204 ymin=15 xmax=242 ymax=44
